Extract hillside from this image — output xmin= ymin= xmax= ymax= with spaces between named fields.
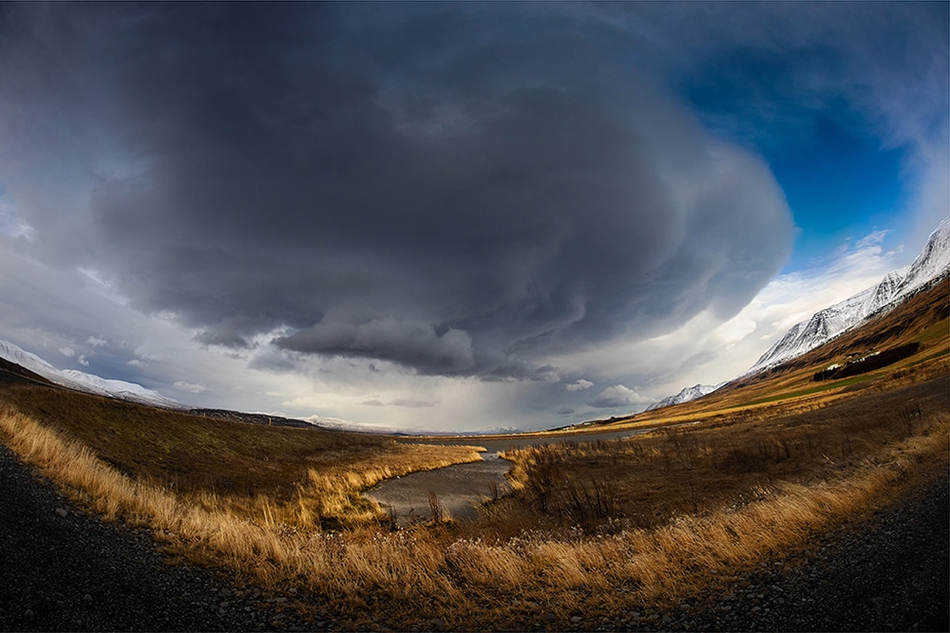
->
xmin=0 ymin=340 xmax=180 ymax=409
xmin=574 ymin=275 xmax=947 ymax=431
xmin=0 ymin=356 xmax=57 ymax=387
xmin=750 ymin=217 xmax=949 ymax=372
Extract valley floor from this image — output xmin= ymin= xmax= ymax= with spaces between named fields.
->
xmin=1 ymin=437 xmax=946 ymax=632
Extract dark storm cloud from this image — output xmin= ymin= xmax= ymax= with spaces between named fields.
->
xmin=0 ymin=4 xmax=793 ymax=378
xmin=275 ymin=319 xmax=475 ymax=374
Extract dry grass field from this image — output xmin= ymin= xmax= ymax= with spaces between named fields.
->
xmin=0 ymin=280 xmax=946 ymax=630
xmin=0 ymin=382 xmax=484 ymax=530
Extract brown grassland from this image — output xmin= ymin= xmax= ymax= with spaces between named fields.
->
xmin=0 ymin=279 xmax=947 ymax=630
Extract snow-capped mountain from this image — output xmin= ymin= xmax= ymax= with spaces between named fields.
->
xmin=892 ymin=218 xmax=950 ymax=298
xmin=0 ymin=340 xmax=181 ymax=409
xmin=750 ymin=218 xmax=950 ymax=373
xmin=59 ymin=369 xmax=181 ymax=409
xmin=859 ymin=266 xmax=910 ymax=317
xmin=646 ymin=383 xmax=721 ymax=411
xmin=0 ymin=339 xmax=73 ymax=385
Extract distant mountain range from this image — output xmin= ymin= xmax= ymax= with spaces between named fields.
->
xmin=0 ymin=340 xmax=181 ymax=409
xmin=650 ymin=217 xmax=950 ymax=412
xmin=646 ymin=383 xmax=722 ymax=411
xmin=750 ymin=217 xmax=950 ymax=373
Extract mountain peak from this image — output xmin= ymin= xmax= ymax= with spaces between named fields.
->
xmin=646 ymin=383 xmax=721 ymax=411
xmin=749 ymin=218 xmax=950 ymax=374
xmin=0 ymin=340 xmax=181 ymax=409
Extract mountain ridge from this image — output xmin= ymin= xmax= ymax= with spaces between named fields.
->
xmin=0 ymin=340 xmax=181 ymax=409
xmin=645 ymin=383 xmax=722 ymax=411
xmin=647 ymin=218 xmax=949 ymax=413
xmin=750 ymin=218 xmax=950 ymax=374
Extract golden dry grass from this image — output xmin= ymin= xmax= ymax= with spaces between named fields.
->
xmin=0 ymin=382 xmax=484 ymax=529
xmin=490 ymin=375 xmax=949 ymax=538
xmin=1 ymin=382 xmax=946 ymax=629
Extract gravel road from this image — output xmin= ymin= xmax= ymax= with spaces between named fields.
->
xmin=0 ymin=443 xmax=339 ymax=632
xmin=558 ymin=471 xmax=949 ymax=633
xmin=692 ymin=471 xmax=949 ymax=633
xmin=1 ymin=439 xmax=946 ymax=632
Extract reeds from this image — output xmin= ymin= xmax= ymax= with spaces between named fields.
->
xmin=1 ymin=393 xmax=946 ymax=629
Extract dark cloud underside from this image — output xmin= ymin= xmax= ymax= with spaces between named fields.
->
xmin=0 ymin=4 xmax=793 ymax=378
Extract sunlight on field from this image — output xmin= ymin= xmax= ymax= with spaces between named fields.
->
xmin=1 ymin=376 xmax=946 ymax=629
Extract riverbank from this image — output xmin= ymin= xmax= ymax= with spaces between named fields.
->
xmin=365 ymin=452 xmax=512 ymax=527
xmin=1 ymin=437 xmax=945 ymax=632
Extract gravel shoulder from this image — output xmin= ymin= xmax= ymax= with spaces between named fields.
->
xmin=0 ymin=443 xmax=336 ymax=632
xmin=668 ymin=469 xmax=949 ymax=633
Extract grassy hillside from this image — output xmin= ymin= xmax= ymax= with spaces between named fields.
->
xmin=568 ymin=277 xmax=948 ymax=433
xmin=0 ymin=380 xmax=483 ymax=529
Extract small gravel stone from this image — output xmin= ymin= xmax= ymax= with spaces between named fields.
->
xmin=0 ymin=442 xmax=323 ymax=632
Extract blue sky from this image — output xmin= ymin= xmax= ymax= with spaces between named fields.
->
xmin=670 ymin=17 xmax=927 ymax=274
xmin=0 ymin=3 xmax=946 ymax=432
xmin=769 ymin=117 xmax=907 ymax=271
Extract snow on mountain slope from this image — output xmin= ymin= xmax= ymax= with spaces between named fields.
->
xmin=646 ymin=383 xmax=721 ymax=411
xmin=860 ymin=266 xmax=910 ymax=317
xmin=750 ymin=218 xmax=950 ymax=373
xmin=0 ymin=340 xmax=71 ymax=385
xmin=0 ymin=340 xmax=181 ymax=409
xmin=751 ymin=287 xmax=875 ymax=371
xmin=60 ymin=369 xmax=181 ymax=409
xmin=893 ymin=217 xmax=950 ymax=298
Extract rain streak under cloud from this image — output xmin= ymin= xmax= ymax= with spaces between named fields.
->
xmin=0 ymin=3 xmax=945 ymax=431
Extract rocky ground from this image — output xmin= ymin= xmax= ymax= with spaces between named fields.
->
xmin=569 ymin=472 xmax=950 ymax=633
xmin=0 ymin=443 xmax=343 ymax=632
xmin=1 ymin=440 xmax=947 ymax=632
xmin=685 ymin=473 xmax=949 ymax=633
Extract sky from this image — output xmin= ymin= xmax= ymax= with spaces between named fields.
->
xmin=0 ymin=3 xmax=946 ymax=432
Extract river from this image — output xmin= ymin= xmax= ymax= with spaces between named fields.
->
xmin=365 ymin=426 xmax=654 ymax=527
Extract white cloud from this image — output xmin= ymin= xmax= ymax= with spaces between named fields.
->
xmin=0 ymin=199 xmax=927 ymax=433
xmin=389 ymin=396 xmax=440 ymax=408
xmin=174 ymin=380 xmax=209 ymax=394
xmin=543 ymin=226 xmax=910 ymax=403
xmin=855 ymin=230 xmax=889 ymax=250
xmin=565 ymin=379 xmax=593 ymax=392
xmin=0 ymin=5 xmax=941 ymax=434
xmin=588 ymin=385 xmax=651 ymax=409
xmin=0 ymin=202 xmax=33 ymax=240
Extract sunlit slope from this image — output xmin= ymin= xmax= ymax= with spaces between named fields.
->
xmin=0 ymin=375 xmax=483 ymax=528
xmin=581 ymin=276 xmax=948 ymax=431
